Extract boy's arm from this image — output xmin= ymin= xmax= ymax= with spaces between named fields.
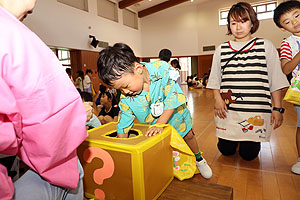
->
xmin=280 ymin=40 xmax=300 ymax=75
xmin=117 ymin=100 xmax=135 ymax=138
xmin=145 ymin=109 xmax=175 ymax=136
xmin=281 ymin=52 xmax=300 ymax=75
xmin=145 ymin=63 xmax=184 ymax=136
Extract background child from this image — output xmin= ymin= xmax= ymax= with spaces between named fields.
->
xmin=83 ymin=69 xmax=92 ymax=94
xmin=171 ymin=59 xmax=181 ymax=86
xmin=98 ymin=91 xmax=120 ymax=124
xmin=274 ymin=0 xmax=300 ymax=174
xmin=65 ymin=68 xmax=74 ymax=84
xmin=80 ymin=91 xmax=101 ymax=129
xmin=95 ymin=84 xmax=107 ymax=106
xmin=207 ymin=2 xmax=289 ymax=161
xmin=75 ymin=70 xmax=84 ymax=92
xmin=97 ymin=43 xmax=212 ymax=179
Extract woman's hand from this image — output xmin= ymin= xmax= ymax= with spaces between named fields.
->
xmin=271 ymin=111 xmax=283 ymax=129
xmin=214 ymin=97 xmax=228 ymax=119
xmin=270 ymin=90 xmax=284 ymax=129
xmin=145 ymin=126 xmax=163 ymax=136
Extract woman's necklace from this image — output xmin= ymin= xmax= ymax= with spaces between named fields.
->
xmin=105 ymin=105 xmax=112 ymax=113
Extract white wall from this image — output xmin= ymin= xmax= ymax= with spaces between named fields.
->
xmin=140 ymin=4 xmax=199 ymax=57
xmin=140 ymin=0 xmax=291 ymax=57
xmin=23 ymin=0 xmax=142 ymax=55
xmin=23 ymin=0 xmax=292 ymax=58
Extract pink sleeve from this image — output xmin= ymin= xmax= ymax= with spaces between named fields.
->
xmin=0 ymin=78 xmax=19 ymax=155
xmin=0 ymin=164 xmax=14 ymax=200
xmin=0 ymin=76 xmax=19 ymax=199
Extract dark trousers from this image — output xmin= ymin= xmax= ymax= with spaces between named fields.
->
xmin=217 ymin=138 xmax=261 ymax=161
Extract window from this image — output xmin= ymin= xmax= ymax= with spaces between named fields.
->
xmin=97 ymin=0 xmax=118 ymax=22
xmin=57 ymin=0 xmax=88 ymax=12
xmin=49 ymin=47 xmax=71 ymax=67
xmin=58 ymin=49 xmax=71 ymax=66
xmin=123 ymin=9 xmax=138 ymax=29
xmin=219 ymin=1 xmax=277 ymax=25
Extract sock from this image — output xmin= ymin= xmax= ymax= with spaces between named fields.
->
xmin=298 ymin=157 xmax=300 ymax=162
xmin=194 ymin=151 xmax=203 ymax=162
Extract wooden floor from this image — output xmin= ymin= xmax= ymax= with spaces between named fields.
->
xmin=180 ymin=86 xmax=300 ymax=200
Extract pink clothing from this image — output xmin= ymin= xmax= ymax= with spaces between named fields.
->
xmin=0 ymin=6 xmax=87 ymax=199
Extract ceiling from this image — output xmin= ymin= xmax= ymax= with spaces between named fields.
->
xmin=119 ymin=0 xmax=210 ymax=18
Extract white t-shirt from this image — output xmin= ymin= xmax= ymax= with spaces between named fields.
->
xmin=83 ymin=74 xmax=91 ymax=89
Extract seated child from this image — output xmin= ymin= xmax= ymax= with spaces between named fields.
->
xmin=80 ymin=91 xmax=101 ymax=129
xmin=97 ymin=43 xmax=212 ymax=179
xmin=98 ymin=91 xmax=120 ymax=124
xmin=187 ymin=76 xmax=193 ymax=87
xmin=95 ymin=84 xmax=107 ymax=106
xmin=193 ymin=78 xmax=203 ymax=88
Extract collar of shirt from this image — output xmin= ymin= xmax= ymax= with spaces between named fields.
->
xmin=141 ymin=61 xmax=163 ymax=84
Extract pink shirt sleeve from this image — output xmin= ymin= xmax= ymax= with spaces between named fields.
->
xmin=0 ymin=7 xmax=88 ymax=197
xmin=0 ymin=78 xmax=19 ymax=155
xmin=0 ymin=164 xmax=14 ymax=200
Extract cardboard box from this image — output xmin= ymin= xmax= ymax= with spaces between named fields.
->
xmin=78 ymin=122 xmax=173 ymax=200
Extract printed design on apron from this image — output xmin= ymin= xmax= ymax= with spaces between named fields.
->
xmin=237 ymin=115 xmax=266 ymax=138
xmin=221 ymin=89 xmax=243 ymax=107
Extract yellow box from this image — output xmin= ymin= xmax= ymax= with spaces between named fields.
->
xmin=77 ymin=122 xmax=174 ymax=200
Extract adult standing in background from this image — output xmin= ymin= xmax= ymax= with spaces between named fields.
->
xmin=83 ymin=68 xmax=93 ymax=94
xmin=0 ymin=0 xmax=87 ymax=199
xmin=75 ymin=70 xmax=84 ymax=91
xmin=159 ymin=48 xmax=172 ymax=63
xmin=66 ymin=68 xmax=74 ymax=84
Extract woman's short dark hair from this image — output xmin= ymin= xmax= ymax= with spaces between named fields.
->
xmin=227 ymin=2 xmax=259 ymax=35
xmin=97 ymin=43 xmax=139 ymax=86
xmin=273 ymin=0 xmax=300 ymax=28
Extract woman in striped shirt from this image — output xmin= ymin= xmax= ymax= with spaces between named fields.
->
xmin=207 ymin=2 xmax=289 ymax=161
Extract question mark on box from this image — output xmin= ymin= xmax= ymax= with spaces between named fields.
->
xmin=83 ymin=147 xmax=115 ymax=200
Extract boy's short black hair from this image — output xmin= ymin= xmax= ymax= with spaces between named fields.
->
xmin=86 ymin=69 xmax=92 ymax=74
xmin=274 ymin=0 xmax=300 ymax=28
xmin=97 ymin=43 xmax=139 ymax=86
xmin=158 ymin=49 xmax=172 ymax=62
xmin=80 ymin=91 xmax=93 ymax=102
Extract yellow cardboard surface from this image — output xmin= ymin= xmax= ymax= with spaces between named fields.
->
xmin=77 ymin=122 xmax=174 ymax=200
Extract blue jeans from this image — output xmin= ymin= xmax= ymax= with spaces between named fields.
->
xmin=13 ymin=159 xmax=83 ymax=200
